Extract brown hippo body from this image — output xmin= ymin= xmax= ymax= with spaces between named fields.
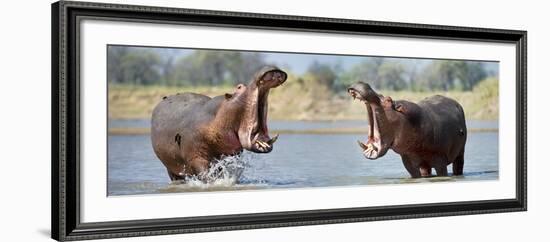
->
xmin=151 ymin=66 xmax=287 ymax=181
xmin=348 ymin=82 xmax=467 ymax=178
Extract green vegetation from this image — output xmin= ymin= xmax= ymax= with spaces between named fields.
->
xmin=108 ymin=47 xmax=266 ymax=86
xmin=109 ymin=77 xmax=498 ymax=120
xmin=108 ymin=46 xmax=495 ymax=92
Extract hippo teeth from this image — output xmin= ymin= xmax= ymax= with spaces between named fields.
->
xmin=267 ymin=134 xmax=279 ymax=145
xmin=358 ymin=140 xmax=379 ymax=159
xmin=363 ymin=144 xmax=379 ymax=159
xmin=253 ymin=133 xmax=279 ymax=150
xmin=348 ymin=89 xmax=365 ymax=102
xmin=357 ymin=140 xmax=377 ymax=150
xmin=357 ymin=140 xmax=368 ymax=150
xmin=364 ymin=148 xmax=377 ymax=158
xmin=369 ymin=143 xmax=377 ymax=151
xmin=256 ymin=140 xmax=270 ymax=149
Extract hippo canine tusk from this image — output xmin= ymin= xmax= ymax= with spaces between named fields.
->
xmin=268 ymin=134 xmax=279 ymax=145
xmin=357 ymin=140 xmax=368 ymax=150
xmin=358 ymin=140 xmax=378 ymax=153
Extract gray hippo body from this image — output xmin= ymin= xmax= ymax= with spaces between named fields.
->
xmin=348 ymin=82 xmax=467 ymax=177
xmin=151 ymin=66 xmax=287 ymax=181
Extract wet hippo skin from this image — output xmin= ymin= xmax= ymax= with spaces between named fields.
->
xmin=348 ymin=82 xmax=467 ymax=178
xmin=151 ymin=66 xmax=287 ymax=181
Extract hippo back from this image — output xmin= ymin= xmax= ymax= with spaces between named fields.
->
xmin=151 ymin=93 xmax=213 ymax=168
xmin=418 ymin=95 xmax=466 ymax=129
xmin=417 ymin=95 xmax=467 ymax=160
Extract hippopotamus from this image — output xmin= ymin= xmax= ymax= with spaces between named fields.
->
xmin=151 ymin=66 xmax=287 ymax=181
xmin=347 ymin=82 xmax=467 ymax=178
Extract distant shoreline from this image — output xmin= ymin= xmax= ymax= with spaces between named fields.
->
xmin=108 ymin=127 xmax=498 ymax=136
xmin=108 ymin=78 xmax=499 ymax=120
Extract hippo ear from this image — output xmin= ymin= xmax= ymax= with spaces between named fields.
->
xmin=224 ymin=93 xmax=233 ymax=100
xmin=393 ymin=101 xmax=421 ymax=124
xmin=392 ymin=100 xmax=407 ymax=114
xmin=394 ymin=103 xmax=405 ymax=113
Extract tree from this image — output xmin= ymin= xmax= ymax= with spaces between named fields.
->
xmin=159 ymin=56 xmax=176 ymax=86
xmin=419 ymin=60 xmax=488 ymax=91
xmin=226 ymin=52 xmax=266 ymax=85
xmin=339 ymin=58 xmax=381 ymax=89
xmin=107 ymin=46 xmax=162 ymax=85
xmin=172 ymin=50 xmax=267 ymax=86
xmin=119 ymin=49 xmax=161 ymax=85
xmin=338 ymin=58 xmax=407 ymax=91
xmin=306 ymin=61 xmax=338 ymax=88
xmin=377 ymin=61 xmax=407 ymax=90
xmin=107 ymin=46 xmax=128 ymax=84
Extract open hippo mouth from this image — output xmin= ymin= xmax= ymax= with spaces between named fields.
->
xmin=239 ymin=67 xmax=287 ymax=153
xmin=347 ymin=82 xmax=390 ymax=159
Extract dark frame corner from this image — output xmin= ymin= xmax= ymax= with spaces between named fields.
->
xmin=52 ymin=1 xmax=527 ymax=241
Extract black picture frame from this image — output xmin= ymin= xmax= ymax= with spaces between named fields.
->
xmin=51 ymin=1 xmax=527 ymax=241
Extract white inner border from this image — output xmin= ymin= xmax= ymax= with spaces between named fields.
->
xmin=80 ymin=20 xmax=517 ymax=223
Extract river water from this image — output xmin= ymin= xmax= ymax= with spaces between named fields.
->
xmin=107 ymin=120 xmax=498 ymax=196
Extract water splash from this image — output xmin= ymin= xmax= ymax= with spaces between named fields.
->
xmin=159 ymin=152 xmax=269 ymax=192
xmin=203 ymin=153 xmax=249 ymax=183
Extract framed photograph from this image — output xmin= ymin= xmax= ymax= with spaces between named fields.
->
xmin=52 ymin=1 xmax=527 ymax=241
